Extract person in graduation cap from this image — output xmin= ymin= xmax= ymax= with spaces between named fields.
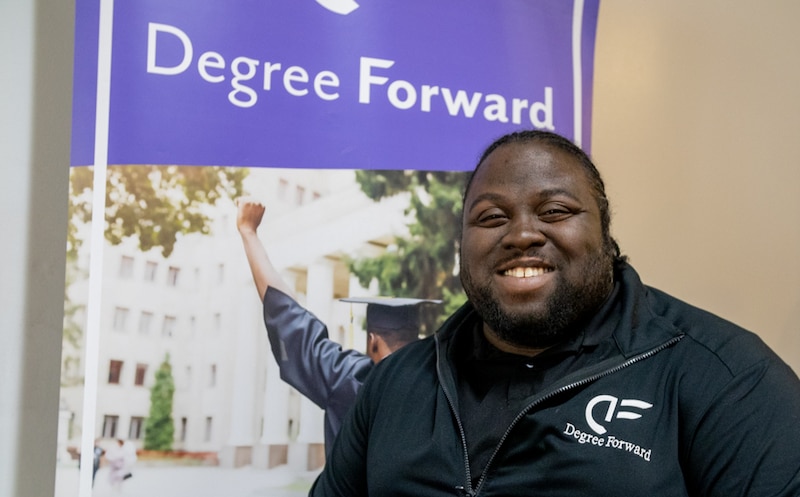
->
xmin=236 ymin=197 xmax=440 ymax=456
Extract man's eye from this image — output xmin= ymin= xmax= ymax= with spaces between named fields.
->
xmin=477 ymin=212 xmax=507 ymax=225
xmin=539 ymin=208 xmax=572 ymax=222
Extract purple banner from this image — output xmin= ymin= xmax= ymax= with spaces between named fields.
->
xmin=71 ymin=0 xmax=599 ymax=170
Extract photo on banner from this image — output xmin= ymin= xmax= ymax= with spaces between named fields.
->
xmin=56 ymin=1 xmax=599 ymax=496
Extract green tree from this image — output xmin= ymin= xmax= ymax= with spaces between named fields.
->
xmin=68 ymin=165 xmax=247 ymax=259
xmin=144 ymin=354 xmax=175 ymax=451
xmin=348 ymin=170 xmax=470 ymax=334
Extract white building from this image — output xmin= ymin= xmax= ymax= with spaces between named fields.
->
xmin=59 ymin=166 xmax=412 ymax=472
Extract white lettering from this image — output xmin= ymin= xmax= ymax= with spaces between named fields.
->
xmin=283 ymin=66 xmax=310 ymax=96
xmin=147 ymin=23 xmax=193 ymax=76
xmin=512 ymin=98 xmax=529 ymax=124
xmin=441 ymin=88 xmax=482 ymax=118
xmin=483 ymin=94 xmax=509 ymax=123
xmin=529 ymin=86 xmax=554 ymax=130
xmin=145 ymin=28 xmax=553 ymax=121
xmin=563 ymin=423 xmax=604 ymax=446
xmin=387 ymin=80 xmax=417 ymax=110
xmin=359 ymin=56 xmax=395 ymax=104
xmin=314 ymin=71 xmax=340 ymax=101
xmin=604 ymin=435 xmax=652 ymax=462
xmin=420 ymin=85 xmax=440 ymax=112
xmin=197 ymin=52 xmax=225 ymax=83
xmin=262 ymin=62 xmax=282 ymax=91
xmin=229 ymin=56 xmax=259 ymax=108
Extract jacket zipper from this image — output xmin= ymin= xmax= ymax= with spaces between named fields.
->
xmin=437 ymin=339 xmax=476 ymax=497
xmin=440 ymin=333 xmax=685 ymax=496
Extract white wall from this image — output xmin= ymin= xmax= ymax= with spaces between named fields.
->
xmin=593 ymin=1 xmax=800 ymax=372
xmin=0 ymin=1 xmax=73 ymax=496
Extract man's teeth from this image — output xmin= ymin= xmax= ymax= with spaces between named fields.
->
xmin=503 ymin=267 xmax=551 ymax=278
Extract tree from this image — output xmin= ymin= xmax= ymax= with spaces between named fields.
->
xmin=144 ymin=354 xmax=175 ymax=451
xmin=68 ymin=165 xmax=247 ymax=259
xmin=348 ymin=170 xmax=470 ymax=334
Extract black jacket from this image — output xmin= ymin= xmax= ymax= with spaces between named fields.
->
xmin=311 ymin=263 xmax=800 ymax=496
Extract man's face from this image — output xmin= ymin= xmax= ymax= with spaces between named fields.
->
xmin=460 ymin=141 xmax=614 ymax=351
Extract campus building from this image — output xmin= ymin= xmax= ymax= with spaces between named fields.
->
xmin=58 ymin=167 xmax=411 ymax=471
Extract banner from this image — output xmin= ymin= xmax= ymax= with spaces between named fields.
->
xmin=57 ymin=2 xmax=599 ymax=496
xmin=72 ymin=0 xmax=599 ymax=168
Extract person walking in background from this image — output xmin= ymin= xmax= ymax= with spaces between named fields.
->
xmin=106 ymin=439 xmax=136 ymax=492
xmin=91 ymin=439 xmax=104 ymax=486
xmin=236 ymin=197 xmax=439 ymax=455
xmin=105 ymin=439 xmax=127 ymax=490
xmin=121 ymin=439 xmax=137 ymax=480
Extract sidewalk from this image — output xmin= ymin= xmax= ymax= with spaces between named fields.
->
xmin=54 ymin=462 xmax=321 ymax=497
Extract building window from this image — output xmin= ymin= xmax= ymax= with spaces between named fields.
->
xmin=167 ymin=266 xmax=180 ymax=286
xmin=129 ymin=416 xmax=145 ymax=440
xmin=209 ymin=364 xmax=217 ymax=388
xmin=108 ymin=360 xmax=123 ymax=384
xmin=138 ymin=311 xmax=153 ymax=335
xmin=295 ymin=185 xmax=305 ymax=205
xmin=144 ymin=261 xmax=158 ymax=282
xmin=179 ymin=417 xmax=188 ymax=442
xmin=112 ymin=307 xmax=129 ymax=332
xmin=162 ymin=315 xmax=176 ymax=337
xmin=134 ymin=363 xmax=147 ymax=386
xmin=119 ymin=255 xmax=134 ymax=279
xmin=204 ymin=417 xmax=213 ymax=442
xmin=102 ymin=415 xmax=119 ymax=438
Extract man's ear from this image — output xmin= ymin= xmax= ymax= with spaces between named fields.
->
xmin=368 ymin=333 xmax=379 ymax=353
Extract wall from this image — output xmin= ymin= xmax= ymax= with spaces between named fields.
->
xmin=592 ymin=1 xmax=800 ymax=372
xmin=0 ymin=1 xmax=73 ymax=496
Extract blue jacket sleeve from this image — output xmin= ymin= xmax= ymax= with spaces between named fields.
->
xmin=262 ymin=287 xmax=372 ymax=411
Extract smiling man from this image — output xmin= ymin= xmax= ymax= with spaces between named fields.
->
xmin=309 ymin=130 xmax=800 ymax=497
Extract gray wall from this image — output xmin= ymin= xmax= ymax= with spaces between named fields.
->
xmin=1 ymin=1 xmax=73 ymax=496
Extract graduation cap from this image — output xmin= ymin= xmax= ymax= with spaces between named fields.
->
xmin=340 ymin=296 xmax=442 ymax=335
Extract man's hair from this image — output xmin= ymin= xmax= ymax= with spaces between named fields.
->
xmin=463 ymin=129 xmax=627 ymax=266
xmin=374 ymin=328 xmax=419 ymax=351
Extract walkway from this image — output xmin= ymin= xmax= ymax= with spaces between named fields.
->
xmin=54 ymin=462 xmax=320 ymax=497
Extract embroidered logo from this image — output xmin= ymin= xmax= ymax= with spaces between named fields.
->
xmin=561 ymin=394 xmax=654 ymax=462
xmin=585 ymin=394 xmax=653 ymax=434
xmin=315 ymin=0 xmax=360 ymax=15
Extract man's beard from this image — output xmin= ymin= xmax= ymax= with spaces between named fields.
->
xmin=461 ymin=248 xmax=614 ymax=350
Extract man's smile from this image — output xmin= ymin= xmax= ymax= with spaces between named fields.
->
xmin=495 ymin=261 xmax=556 ymax=295
xmin=502 ymin=266 xmax=554 ymax=278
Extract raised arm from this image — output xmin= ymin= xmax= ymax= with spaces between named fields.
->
xmin=235 ymin=197 xmax=294 ymax=300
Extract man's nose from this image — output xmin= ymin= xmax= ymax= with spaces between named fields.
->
xmin=502 ymin=214 xmax=546 ymax=250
